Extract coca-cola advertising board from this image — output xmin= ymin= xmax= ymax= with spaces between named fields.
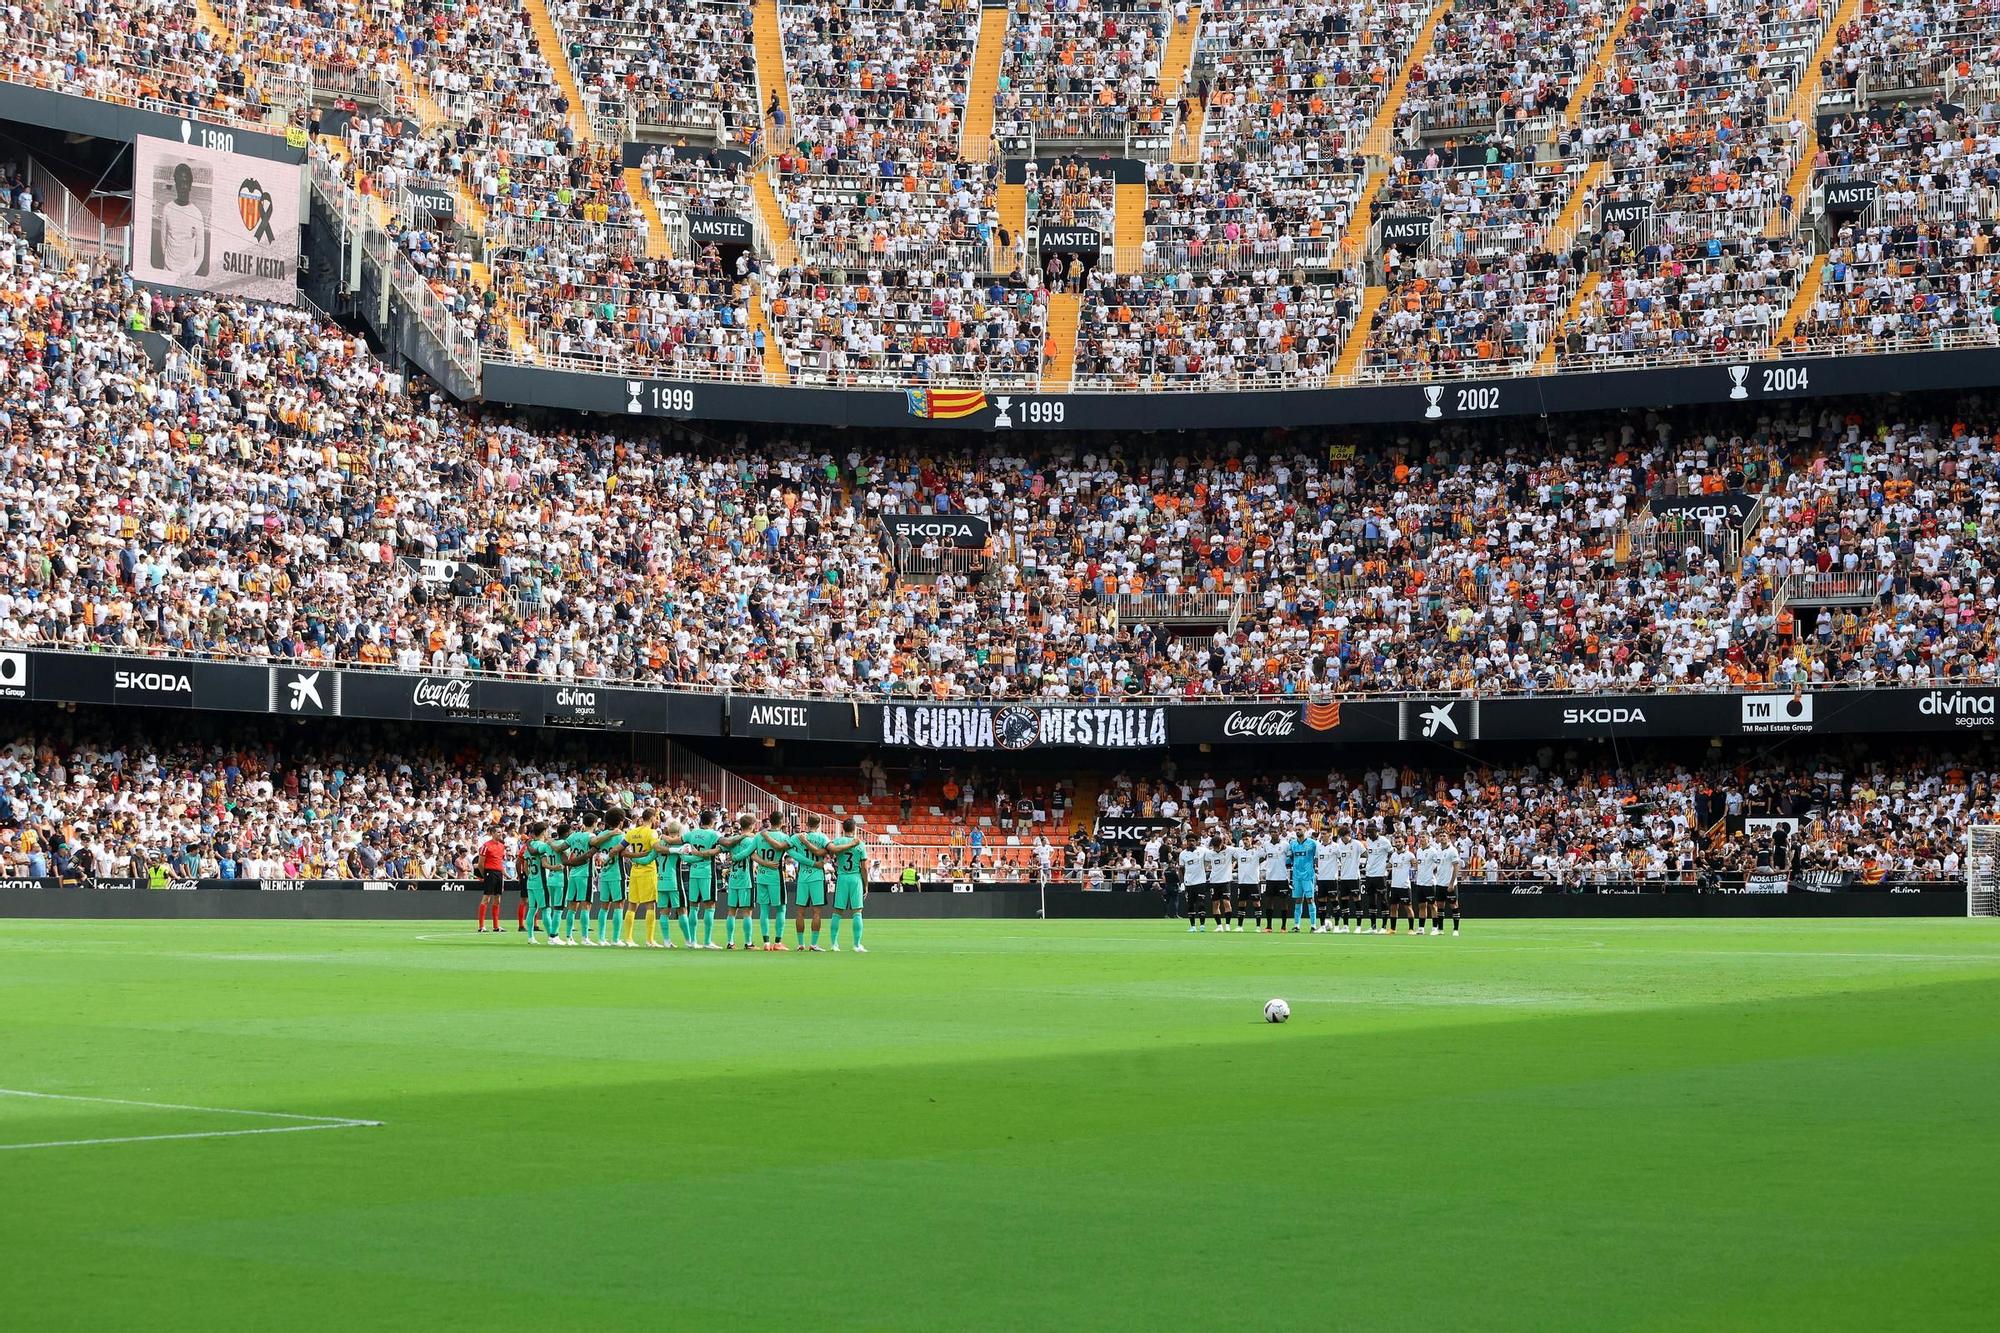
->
xmin=338 ymin=671 xmax=538 ymax=724
xmin=1167 ymin=699 xmax=1401 ymax=744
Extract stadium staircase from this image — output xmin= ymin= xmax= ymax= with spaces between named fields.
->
xmin=521 ymin=0 xmax=600 ymax=145
xmin=1113 ymin=181 xmax=1145 ymax=273
xmin=747 ymin=0 xmax=798 ymax=268
xmin=1536 ymin=272 xmax=1598 ymax=370
xmin=1546 ymin=160 xmax=1605 ymax=254
xmin=1767 ymin=0 xmax=1864 ymax=240
xmin=751 ymin=0 xmax=794 ymax=148
xmin=997 ymin=181 xmax=1026 ymax=266
xmin=1562 ymin=0 xmax=1640 ymax=127
xmin=624 ymin=169 xmax=675 ymax=259
xmin=470 ymin=259 xmax=535 ymax=360
xmin=1162 ymin=6 xmax=1204 ymax=164
xmin=396 ymin=60 xmax=449 ymax=131
xmin=1337 ymin=175 xmax=1382 ymax=268
xmin=1768 ymin=254 xmax=1828 ymax=357
xmin=1066 ymin=773 xmax=1101 ymax=836
xmin=1333 ymin=286 xmax=1387 ymax=379
xmin=1041 ymin=291 xmax=1081 ymax=389
xmin=960 ymin=2 xmax=1010 ymax=161
xmin=189 ymin=0 xmax=241 ymax=56
xmin=751 ymin=170 xmax=798 ymax=266
xmin=1361 ymin=0 xmax=1452 ymax=159
xmin=749 ymin=283 xmax=790 ymax=383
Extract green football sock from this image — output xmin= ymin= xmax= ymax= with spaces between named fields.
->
xmin=700 ymin=908 xmax=714 ymax=947
xmin=810 ymin=924 xmax=821 ymax=948
xmin=852 ymin=916 xmax=864 ymax=946
xmin=828 ymin=916 xmax=842 ymax=947
xmin=679 ymin=911 xmax=695 ymax=944
xmin=795 ymin=919 xmax=805 ymax=946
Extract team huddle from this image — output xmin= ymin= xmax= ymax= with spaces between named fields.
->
xmin=488 ymin=809 xmax=869 ymax=952
xmin=1176 ymin=828 xmax=1463 ymax=935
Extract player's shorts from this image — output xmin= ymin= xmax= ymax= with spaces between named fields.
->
xmin=1389 ymin=884 xmax=1412 ymax=904
xmin=1291 ymin=882 xmax=1316 ymax=900
xmin=1366 ymin=875 xmax=1388 ymax=902
xmin=726 ymin=878 xmax=754 ymax=909
xmin=566 ymin=878 xmax=592 ymax=906
xmin=833 ymin=880 xmax=864 ymax=911
xmin=526 ymin=877 xmax=549 ymax=907
xmin=1342 ymin=879 xmax=1362 ymax=901
xmin=1264 ymin=879 xmax=1286 ymax=902
xmin=597 ymin=877 xmax=626 ymax=904
xmin=661 ymin=883 xmax=686 ymax=909
xmin=794 ymin=877 xmax=827 ymax=908
xmin=686 ymin=877 xmax=715 ymax=905
xmin=628 ymin=876 xmax=658 ymax=907
xmin=481 ymin=868 xmax=503 ymax=895
xmin=754 ymin=875 xmax=784 ymax=909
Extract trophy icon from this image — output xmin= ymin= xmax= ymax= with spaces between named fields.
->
xmin=1727 ymin=365 xmax=1749 ymax=400
xmin=993 ymin=396 xmax=1014 ymax=429
xmin=1422 ymin=385 xmax=1443 ymax=419
xmin=626 ymin=381 xmax=644 ymax=414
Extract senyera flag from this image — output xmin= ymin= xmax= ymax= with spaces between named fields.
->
xmin=905 ymin=388 xmax=989 ymax=420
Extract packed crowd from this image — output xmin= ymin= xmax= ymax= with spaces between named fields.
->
xmin=1081 ymin=746 xmax=1991 ymax=885
xmin=9 ymin=0 xmax=1999 ymax=384
xmin=998 ymin=0 xmax=1178 ymax=141
xmin=0 ymin=717 xmax=719 ymax=881
xmin=0 ymin=0 xmax=274 ymax=128
xmin=1396 ymin=0 xmax=1611 ymax=142
xmin=1798 ymin=101 xmax=2000 ymax=353
xmin=1362 ymin=154 xmax=1583 ymax=376
xmin=10 ymin=207 xmax=2000 ymax=701
xmin=549 ymin=0 xmax=761 ymax=137
xmin=5 ymin=708 xmax=1986 ymax=888
xmin=1071 ymin=262 xmax=1364 ymax=386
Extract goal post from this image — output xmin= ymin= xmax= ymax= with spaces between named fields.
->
xmin=1968 ymin=826 xmax=2000 ymax=917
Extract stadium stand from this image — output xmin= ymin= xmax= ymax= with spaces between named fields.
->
xmin=2 ymin=711 xmax=1983 ymax=887
xmin=0 ymin=195 xmax=1994 ymax=705
xmin=4 ymin=0 xmax=1998 ymax=384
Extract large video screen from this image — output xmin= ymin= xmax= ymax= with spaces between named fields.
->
xmin=131 ymin=134 xmax=300 ymax=303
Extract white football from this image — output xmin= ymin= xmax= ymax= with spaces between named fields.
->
xmin=1264 ymin=998 xmax=1290 ymax=1024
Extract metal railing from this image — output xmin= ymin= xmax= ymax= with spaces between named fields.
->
xmin=12 ymin=637 xmax=1996 ymax=707
xmin=1779 ymin=569 xmax=1884 ymax=607
xmin=1105 ymin=592 xmax=1237 ymax=625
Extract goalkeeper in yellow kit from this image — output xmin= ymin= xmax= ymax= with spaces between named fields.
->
xmin=620 ymin=809 xmax=668 ymax=947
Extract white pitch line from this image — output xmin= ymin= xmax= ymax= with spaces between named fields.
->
xmin=0 ymin=1088 xmax=383 ymax=1125
xmin=0 ymin=1122 xmax=376 ymax=1152
xmin=0 ymin=1087 xmax=383 ymax=1151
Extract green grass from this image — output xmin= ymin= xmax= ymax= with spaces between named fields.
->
xmin=3 ymin=919 xmax=1998 ymax=1330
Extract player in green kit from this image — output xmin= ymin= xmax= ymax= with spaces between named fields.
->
xmin=752 ymin=813 xmax=789 ymax=950
xmin=555 ymin=817 xmax=596 ymax=946
xmin=785 ymin=813 xmax=832 ymax=952
xmin=593 ymin=813 xmax=628 ymax=945
xmin=681 ymin=811 xmax=724 ymax=949
xmin=658 ymin=819 xmax=689 ymax=948
xmin=523 ymin=821 xmax=556 ymax=943
xmin=823 ymin=816 xmax=869 ymax=952
xmin=721 ymin=813 xmax=760 ymax=949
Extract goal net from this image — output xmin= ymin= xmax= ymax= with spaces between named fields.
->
xmin=1969 ymin=826 xmax=2000 ymax=917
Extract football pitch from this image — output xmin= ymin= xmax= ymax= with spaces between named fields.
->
xmin=4 ymin=919 xmax=1998 ymax=1330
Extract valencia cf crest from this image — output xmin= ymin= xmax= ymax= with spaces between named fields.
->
xmin=238 ymin=178 xmax=275 ymax=242
xmin=995 ymin=706 xmax=1039 ymax=750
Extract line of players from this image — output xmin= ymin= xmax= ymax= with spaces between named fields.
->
xmin=511 ymin=807 xmax=870 ymax=951
xmin=1175 ymin=826 xmax=1463 ymax=935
